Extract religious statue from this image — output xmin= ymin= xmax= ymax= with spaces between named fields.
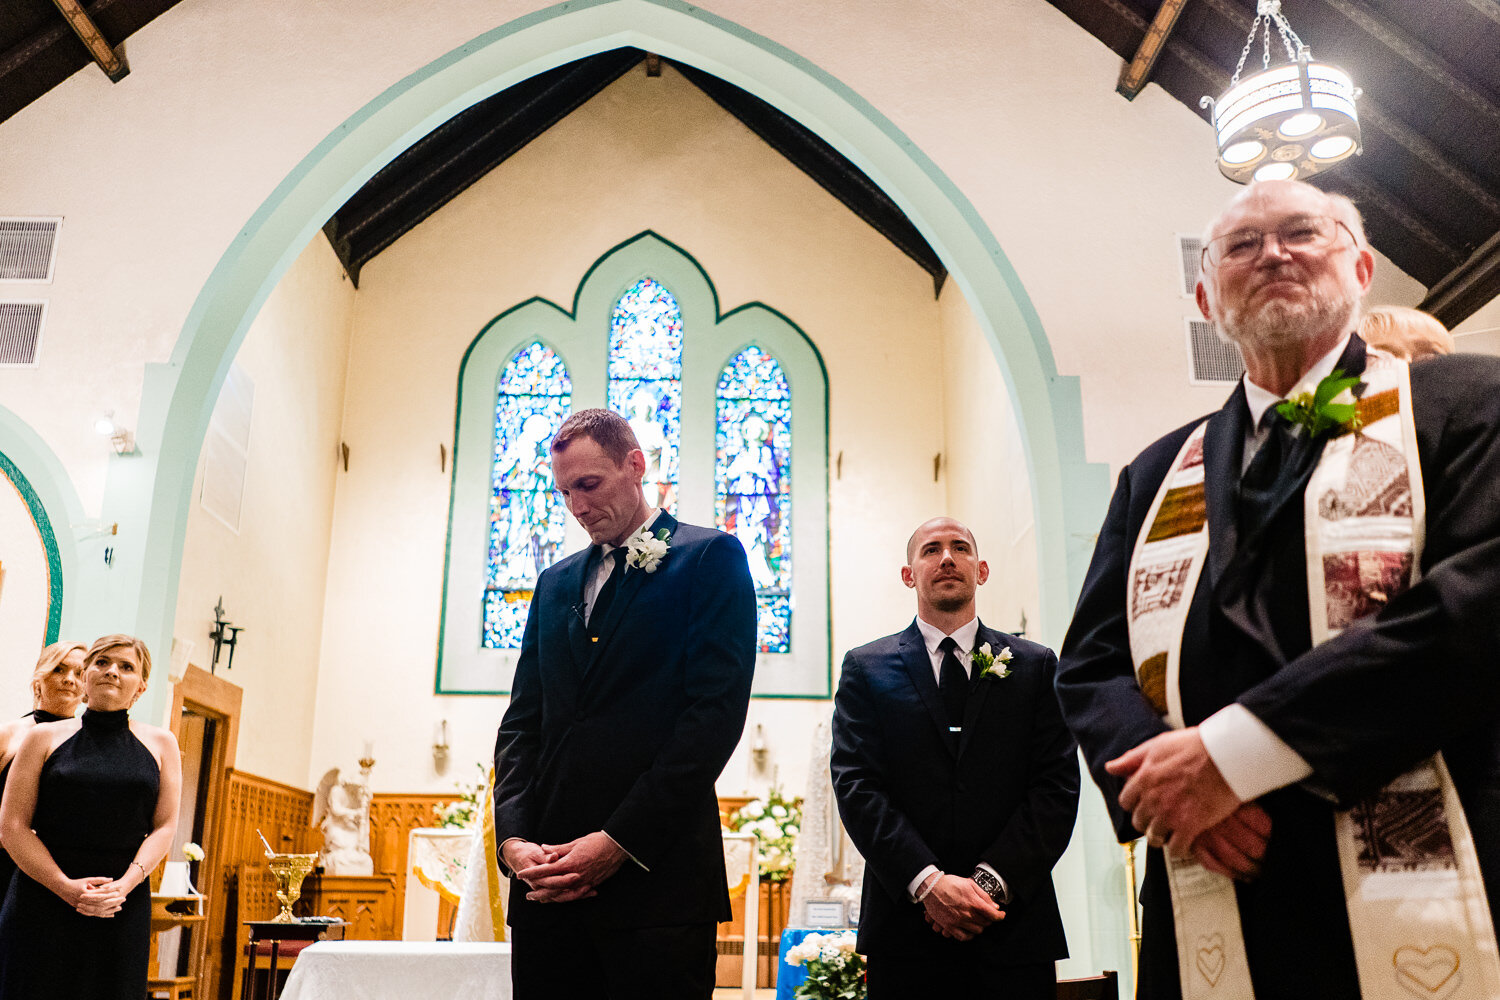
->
xmin=313 ymin=762 xmax=374 ymax=876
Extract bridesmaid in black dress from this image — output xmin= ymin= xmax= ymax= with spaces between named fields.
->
xmin=0 ymin=635 xmax=182 ymax=1000
xmin=0 ymin=640 xmax=87 ymax=903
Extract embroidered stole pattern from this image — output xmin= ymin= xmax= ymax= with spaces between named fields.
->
xmin=1126 ymin=351 xmax=1500 ymax=999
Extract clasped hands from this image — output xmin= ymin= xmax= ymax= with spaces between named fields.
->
xmin=1106 ymin=727 xmax=1271 ymax=881
xmin=60 ymin=875 xmax=132 ymax=918
xmin=919 ymin=873 xmax=1003 ymax=942
xmin=505 ymin=831 xmax=628 ymax=903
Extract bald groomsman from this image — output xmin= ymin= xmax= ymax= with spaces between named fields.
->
xmin=832 ymin=517 xmax=1078 ymax=999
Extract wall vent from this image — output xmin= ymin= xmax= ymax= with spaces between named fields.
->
xmin=1177 ymin=234 xmax=1203 ymax=297
xmin=0 ymin=301 xmax=45 ymax=366
xmin=0 ymin=218 xmax=62 ymax=283
xmin=1187 ymin=319 xmax=1243 ymax=384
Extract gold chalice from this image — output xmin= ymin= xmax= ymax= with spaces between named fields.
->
xmin=265 ymin=852 xmax=318 ymax=923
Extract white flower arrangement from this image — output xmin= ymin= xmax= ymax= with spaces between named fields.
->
xmin=971 ymin=641 xmax=1013 ymax=681
xmin=785 ymin=930 xmax=866 ymax=999
xmin=182 ymin=842 xmax=204 ymax=862
xmin=728 ymin=788 xmax=802 ymax=883
xmin=433 ymin=764 xmax=487 ymax=829
xmin=624 ymin=526 xmax=672 ymax=573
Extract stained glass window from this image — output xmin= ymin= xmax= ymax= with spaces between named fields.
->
xmin=606 ymin=277 xmax=682 ymax=512
xmin=483 ymin=342 xmax=571 ymax=648
xmin=716 ymin=346 xmax=792 ymax=653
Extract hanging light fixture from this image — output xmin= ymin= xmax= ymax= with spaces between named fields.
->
xmin=1200 ymin=0 xmax=1361 ymax=184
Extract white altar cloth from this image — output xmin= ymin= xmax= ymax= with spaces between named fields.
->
xmin=278 ymin=941 xmax=512 ymax=1000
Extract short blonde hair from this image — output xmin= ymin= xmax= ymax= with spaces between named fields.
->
xmin=1360 ymin=306 xmax=1453 ymax=362
xmin=31 ymin=640 xmax=87 ymax=702
xmin=85 ymin=634 xmax=154 ymax=683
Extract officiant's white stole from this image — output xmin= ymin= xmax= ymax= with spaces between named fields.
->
xmin=1125 ymin=350 xmax=1500 ymax=1000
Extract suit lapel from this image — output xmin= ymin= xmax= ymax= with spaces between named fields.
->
xmin=1203 ymin=383 xmax=1247 ymax=592
xmin=897 ymin=624 xmax=956 ymax=757
xmin=957 ymin=625 xmax=1000 ymax=759
xmin=1210 ymin=335 xmax=1370 ymax=658
xmin=563 ymin=549 xmax=596 ymax=682
xmin=583 ymin=511 xmax=679 ymax=679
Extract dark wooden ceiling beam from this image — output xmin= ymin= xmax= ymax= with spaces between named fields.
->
xmin=326 ymin=49 xmax=643 ymax=283
xmin=1458 ymin=0 xmax=1500 ymax=30
xmin=1419 ymin=228 xmax=1500 ymax=328
xmin=1319 ymin=0 xmax=1500 ymax=133
xmin=49 ymin=0 xmax=128 ymax=81
xmin=668 ymin=60 xmax=947 ymax=296
xmin=1118 ymin=0 xmax=1191 ymax=100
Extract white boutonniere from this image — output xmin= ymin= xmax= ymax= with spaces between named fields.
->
xmin=971 ymin=642 xmax=1013 ymax=680
xmin=624 ymin=526 xmax=672 ymax=573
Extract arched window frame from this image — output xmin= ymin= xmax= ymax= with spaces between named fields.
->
xmin=438 ymin=232 xmax=829 ymax=697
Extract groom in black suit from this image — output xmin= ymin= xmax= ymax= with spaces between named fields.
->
xmin=831 ymin=517 xmax=1079 ymax=998
xmin=493 ymin=408 xmax=757 ymax=1000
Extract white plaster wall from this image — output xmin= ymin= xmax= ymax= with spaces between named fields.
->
xmin=170 ymin=235 xmax=354 ymax=785
xmin=0 ymin=480 xmax=54 ymax=720
xmin=309 ymin=65 xmax=944 ymax=798
xmin=937 ymin=281 xmax=1040 ymax=640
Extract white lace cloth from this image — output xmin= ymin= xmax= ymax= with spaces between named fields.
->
xmin=278 ymin=941 xmax=511 ymax=1000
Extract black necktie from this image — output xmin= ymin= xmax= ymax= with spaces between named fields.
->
xmin=590 ymin=548 xmax=626 ymax=627
xmin=938 ymin=637 xmax=969 ymax=732
xmin=1239 ymin=407 xmax=1294 ymax=537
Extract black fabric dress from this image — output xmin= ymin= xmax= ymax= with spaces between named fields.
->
xmin=0 ymin=709 xmax=69 ymax=905
xmin=0 ymin=708 xmax=159 ymax=999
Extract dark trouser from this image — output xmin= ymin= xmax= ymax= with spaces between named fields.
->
xmin=510 ymin=921 xmax=717 ymax=1000
xmin=866 ymin=952 xmax=1056 ymax=1000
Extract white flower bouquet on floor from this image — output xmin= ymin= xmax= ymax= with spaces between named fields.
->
xmin=784 ymin=930 xmax=865 ymax=1000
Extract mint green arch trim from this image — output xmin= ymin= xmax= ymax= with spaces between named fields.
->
xmin=0 ymin=406 xmax=96 ymax=647
xmin=438 ymin=232 xmax=831 ymax=698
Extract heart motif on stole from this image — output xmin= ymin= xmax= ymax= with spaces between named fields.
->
xmin=1393 ymin=945 xmax=1462 ymax=999
xmin=1195 ymin=934 xmax=1226 ymax=987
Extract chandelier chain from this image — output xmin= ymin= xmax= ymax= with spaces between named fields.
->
xmin=1231 ymin=0 xmax=1308 ymax=86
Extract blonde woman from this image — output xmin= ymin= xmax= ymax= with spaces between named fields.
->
xmin=0 ymin=635 xmax=181 ymax=999
xmin=0 ymin=640 xmax=87 ymax=901
xmin=1359 ymin=304 xmax=1454 ymax=361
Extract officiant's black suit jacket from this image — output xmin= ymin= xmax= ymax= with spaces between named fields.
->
xmin=1056 ymin=336 xmax=1500 ymax=998
xmin=494 ymin=511 xmax=756 ymax=930
xmin=831 ymin=619 xmax=1079 ymax=967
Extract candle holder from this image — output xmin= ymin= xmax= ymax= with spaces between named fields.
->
xmin=265 ymin=852 xmax=319 ymax=923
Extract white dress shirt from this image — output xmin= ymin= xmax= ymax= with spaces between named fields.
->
xmin=1198 ymin=336 xmax=1350 ymax=802
xmin=905 ymin=615 xmax=1008 ymax=904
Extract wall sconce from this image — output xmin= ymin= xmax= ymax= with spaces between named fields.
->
xmin=433 ymin=720 xmax=450 ymax=770
xmin=208 ymin=596 xmax=244 ymax=674
xmin=750 ymin=723 xmax=769 ymax=774
xmin=94 ymin=412 xmax=136 ymax=455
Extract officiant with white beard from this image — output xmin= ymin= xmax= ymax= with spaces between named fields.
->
xmin=1057 ymin=179 xmax=1500 ymax=999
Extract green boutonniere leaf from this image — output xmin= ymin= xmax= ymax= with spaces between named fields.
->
xmin=1275 ymin=369 xmax=1364 ymax=439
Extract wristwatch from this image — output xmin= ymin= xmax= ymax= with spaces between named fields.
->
xmin=971 ymin=866 xmax=1009 ymax=904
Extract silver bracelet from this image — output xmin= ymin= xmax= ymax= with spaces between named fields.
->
xmin=914 ymin=871 xmax=942 ymax=902
xmin=130 ymin=860 xmax=148 ymax=880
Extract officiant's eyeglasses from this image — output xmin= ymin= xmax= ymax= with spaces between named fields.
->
xmin=1202 ymin=216 xmax=1356 ymax=269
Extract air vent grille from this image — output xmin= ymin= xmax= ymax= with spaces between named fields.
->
xmin=1187 ymin=319 xmax=1243 ymax=384
xmin=1177 ymin=235 xmax=1203 ymax=297
xmin=0 ymin=301 xmax=45 ymax=366
xmin=0 ymin=218 xmax=61 ymax=282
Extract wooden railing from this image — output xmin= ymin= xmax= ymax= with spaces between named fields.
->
xmin=204 ymin=771 xmax=318 ymax=1000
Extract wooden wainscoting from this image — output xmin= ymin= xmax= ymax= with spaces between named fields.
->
xmin=368 ymin=793 xmax=459 ymax=938
xmin=716 ymin=877 xmax=793 ymax=988
xmin=312 ymin=874 xmax=398 ymax=939
xmin=207 ymin=772 xmax=318 ymax=1000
